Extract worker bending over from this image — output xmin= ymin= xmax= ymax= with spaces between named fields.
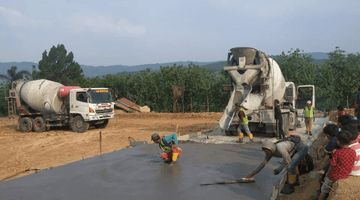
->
xmin=151 ymin=133 xmax=182 ymax=163
xmin=244 ymin=135 xmax=309 ymax=194
xmin=235 ymin=103 xmax=254 ymax=143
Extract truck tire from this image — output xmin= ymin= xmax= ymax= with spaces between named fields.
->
xmin=225 ymin=130 xmax=238 ymax=136
xmin=33 ymin=117 xmax=45 ymax=132
xmin=19 ymin=117 xmax=33 ymax=132
xmin=94 ymin=119 xmax=109 ymax=129
xmin=71 ymin=116 xmax=89 ymax=133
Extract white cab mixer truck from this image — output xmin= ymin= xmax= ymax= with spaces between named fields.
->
xmin=9 ymin=79 xmax=115 ymax=133
xmin=219 ymin=47 xmax=315 ymax=136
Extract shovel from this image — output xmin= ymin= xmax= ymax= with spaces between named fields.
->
xmin=200 ymin=177 xmax=255 ymax=186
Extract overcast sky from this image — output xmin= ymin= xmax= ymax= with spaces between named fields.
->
xmin=0 ymin=0 xmax=359 ymax=66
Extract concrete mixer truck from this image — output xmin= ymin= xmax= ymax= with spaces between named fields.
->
xmin=219 ymin=47 xmax=315 ymax=137
xmin=8 ymin=79 xmax=115 ymax=133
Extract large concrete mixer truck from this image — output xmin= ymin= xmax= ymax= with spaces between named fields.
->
xmin=219 ymin=47 xmax=315 ymax=137
xmin=8 ymin=79 xmax=115 ymax=133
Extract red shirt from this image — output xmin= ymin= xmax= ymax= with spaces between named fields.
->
xmin=337 ymin=111 xmax=345 ymax=117
xmin=349 ymin=142 xmax=360 ymax=176
xmin=328 ymin=147 xmax=356 ymax=182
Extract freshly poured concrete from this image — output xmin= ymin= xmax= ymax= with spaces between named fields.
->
xmin=0 ymin=143 xmax=285 ymax=200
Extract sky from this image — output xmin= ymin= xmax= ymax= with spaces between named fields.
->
xmin=0 ymin=0 xmax=359 ymax=66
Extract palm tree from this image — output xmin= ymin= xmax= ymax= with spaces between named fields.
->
xmin=0 ymin=66 xmax=31 ymax=82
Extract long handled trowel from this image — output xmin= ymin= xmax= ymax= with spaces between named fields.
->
xmin=200 ymin=177 xmax=255 ymax=186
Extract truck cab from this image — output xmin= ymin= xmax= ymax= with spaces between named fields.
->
xmin=68 ymin=88 xmax=115 ymax=132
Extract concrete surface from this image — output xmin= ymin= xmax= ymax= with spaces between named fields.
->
xmin=0 ymin=143 xmax=285 ymax=200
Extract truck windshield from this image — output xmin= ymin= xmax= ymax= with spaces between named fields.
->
xmin=88 ymin=89 xmax=113 ymax=104
xmin=296 ymin=87 xmax=314 ymax=109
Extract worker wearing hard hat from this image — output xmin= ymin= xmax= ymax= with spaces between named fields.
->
xmin=151 ymin=133 xmax=182 ymax=163
xmin=235 ymin=103 xmax=254 ymax=143
xmin=244 ymin=134 xmax=309 ymax=194
xmin=303 ymin=100 xmax=315 ymax=136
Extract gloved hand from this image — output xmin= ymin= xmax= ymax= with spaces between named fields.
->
xmin=172 ymin=144 xmax=178 ymax=149
xmin=302 ymin=114 xmax=304 ymax=118
xmin=273 ymin=169 xmax=280 ymax=175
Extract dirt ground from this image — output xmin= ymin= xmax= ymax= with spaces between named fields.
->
xmin=0 ymin=111 xmax=221 ymax=182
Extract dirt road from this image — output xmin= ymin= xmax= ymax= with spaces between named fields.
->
xmin=0 ymin=111 xmax=221 ymax=181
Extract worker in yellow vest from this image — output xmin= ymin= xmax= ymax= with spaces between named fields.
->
xmin=235 ymin=103 xmax=254 ymax=143
xmin=151 ymin=133 xmax=182 ymax=164
xmin=303 ymin=100 xmax=315 ymax=136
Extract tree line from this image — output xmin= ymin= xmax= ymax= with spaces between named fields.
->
xmin=1 ymin=44 xmax=359 ymax=117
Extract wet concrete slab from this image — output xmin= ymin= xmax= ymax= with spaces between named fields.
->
xmin=0 ymin=143 xmax=284 ymax=200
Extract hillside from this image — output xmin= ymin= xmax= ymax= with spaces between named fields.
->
xmin=0 ymin=52 xmax=330 ymax=78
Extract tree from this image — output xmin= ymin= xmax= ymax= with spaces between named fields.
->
xmin=275 ymin=48 xmax=316 ymax=86
xmin=35 ymin=44 xmax=84 ymax=85
xmin=0 ymin=66 xmax=31 ymax=83
xmin=321 ymin=47 xmax=360 ymax=108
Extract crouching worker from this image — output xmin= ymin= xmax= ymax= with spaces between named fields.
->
xmin=243 ymin=134 xmax=309 ymax=194
xmin=151 ymin=133 xmax=182 ymax=163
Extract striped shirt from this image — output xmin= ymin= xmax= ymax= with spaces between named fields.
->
xmin=349 ymin=142 xmax=360 ymax=176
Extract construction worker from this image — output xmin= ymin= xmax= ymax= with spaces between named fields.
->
xmin=274 ymin=99 xmax=285 ymax=139
xmin=151 ymin=133 xmax=182 ymax=163
xmin=244 ymin=135 xmax=309 ymax=194
xmin=303 ymin=100 xmax=315 ymax=136
xmin=235 ymin=103 xmax=254 ymax=143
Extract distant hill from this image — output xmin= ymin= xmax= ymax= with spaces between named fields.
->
xmin=0 ymin=61 xmax=215 ymax=78
xmin=0 ymin=52 xmax=337 ymax=79
xmin=81 ymin=61 xmax=215 ymax=77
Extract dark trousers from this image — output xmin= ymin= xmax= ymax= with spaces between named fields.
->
xmin=277 ymin=119 xmax=285 ymax=139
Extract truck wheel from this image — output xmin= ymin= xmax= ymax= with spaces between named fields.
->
xmin=19 ymin=117 xmax=33 ymax=132
xmin=94 ymin=119 xmax=109 ymax=129
xmin=71 ymin=116 xmax=89 ymax=133
xmin=225 ymin=130 xmax=232 ymax=136
xmin=33 ymin=117 xmax=45 ymax=132
xmin=225 ymin=130 xmax=238 ymax=136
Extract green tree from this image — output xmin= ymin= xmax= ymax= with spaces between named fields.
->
xmin=35 ymin=44 xmax=84 ymax=85
xmin=0 ymin=66 xmax=31 ymax=83
xmin=0 ymin=82 xmax=10 ymax=117
xmin=275 ymin=48 xmax=316 ymax=86
xmin=322 ymin=47 xmax=360 ymax=108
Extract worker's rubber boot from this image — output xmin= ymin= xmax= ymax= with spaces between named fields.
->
xmin=237 ymin=133 xmax=244 ymax=143
xmin=172 ymin=153 xmax=179 ymax=162
xmin=281 ymin=182 xmax=295 ymax=194
xmin=309 ymin=131 xmax=313 ymax=136
xmin=293 ymin=167 xmax=300 ymax=186
xmin=281 ymin=174 xmax=296 ymax=194
xmin=164 ymin=158 xmax=171 ymax=163
xmin=293 ymin=174 xmax=300 ymax=186
xmin=249 ymin=133 xmax=254 ymax=143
